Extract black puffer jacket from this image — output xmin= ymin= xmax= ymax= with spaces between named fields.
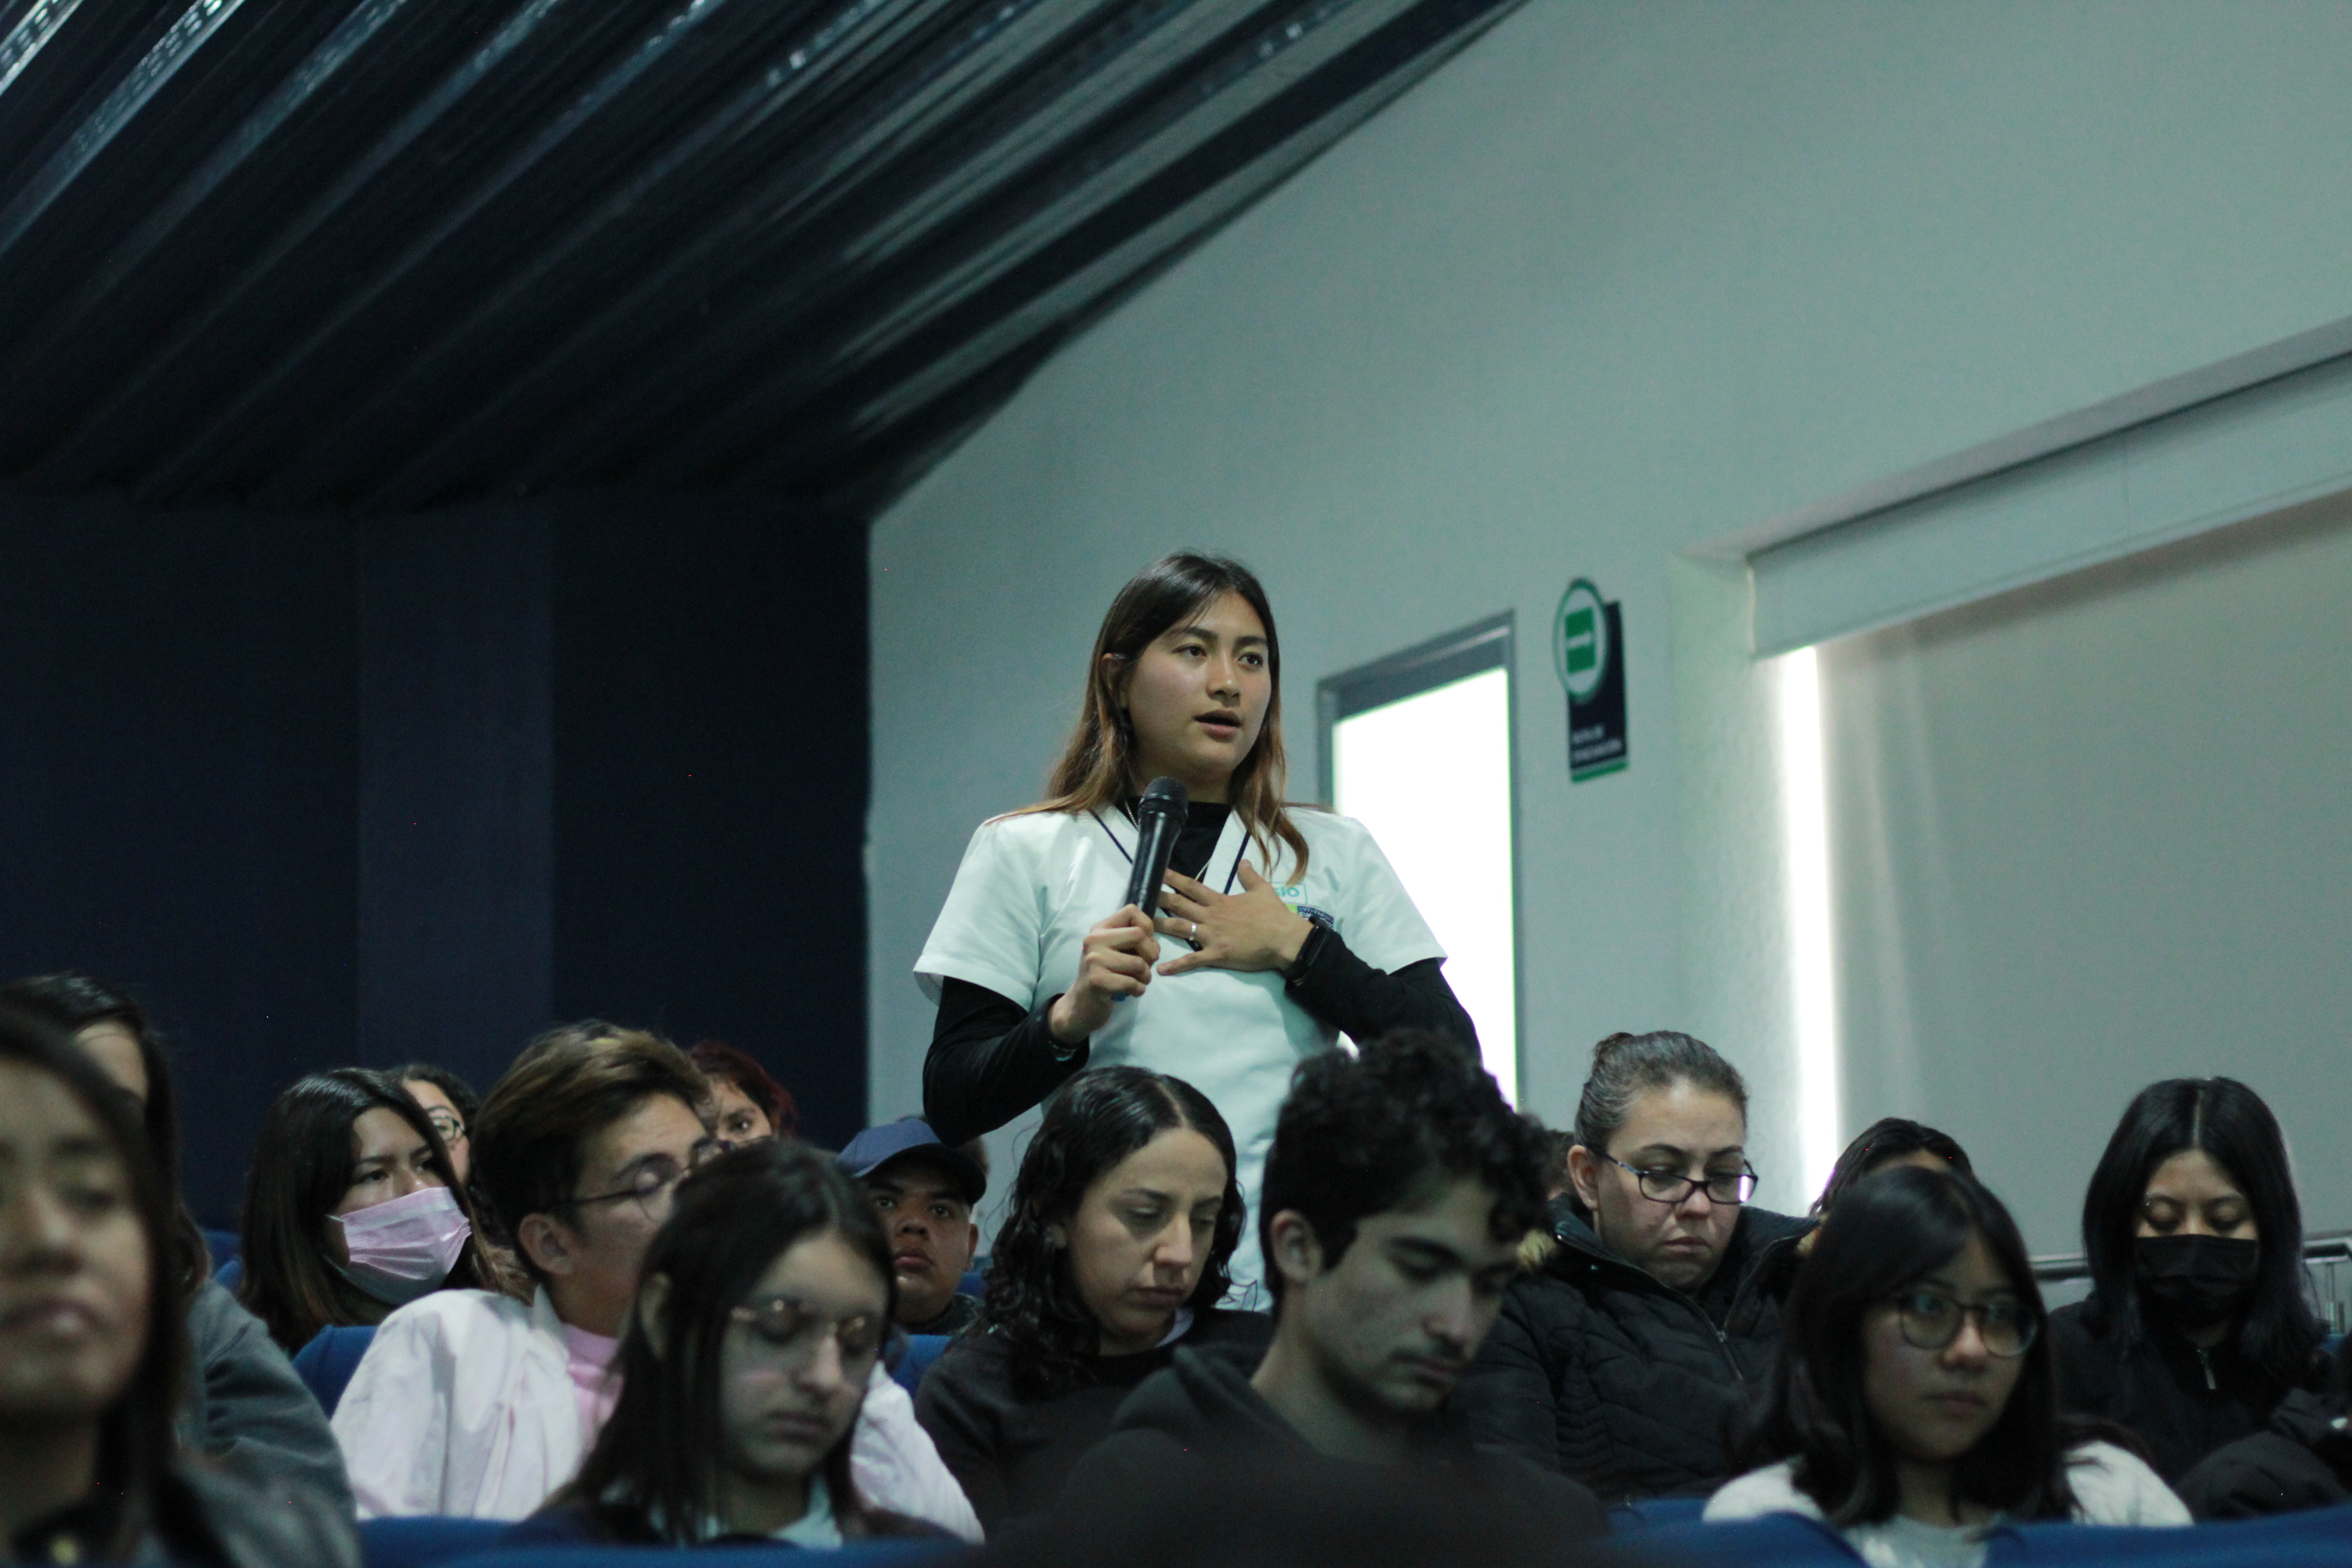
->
xmin=2048 ymin=1296 xmax=2324 ymax=1482
xmin=2172 ymin=1388 xmax=2352 ymax=1518
xmin=1456 ymin=1198 xmax=1810 ymax=1501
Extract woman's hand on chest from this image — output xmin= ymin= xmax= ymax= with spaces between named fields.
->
xmin=1152 ymin=862 xmax=1312 ymax=976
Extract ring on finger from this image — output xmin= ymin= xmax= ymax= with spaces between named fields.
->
xmin=1188 ymin=920 xmax=1200 ymax=943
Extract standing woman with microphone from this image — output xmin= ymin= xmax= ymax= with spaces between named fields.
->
xmin=917 ymin=552 xmax=1476 ymax=1292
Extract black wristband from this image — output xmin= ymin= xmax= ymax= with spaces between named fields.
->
xmin=1282 ymin=922 xmax=1331 ymax=987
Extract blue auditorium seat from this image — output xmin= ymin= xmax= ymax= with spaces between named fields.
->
xmin=213 ymin=1257 xmax=243 ymax=1290
xmin=1990 ymin=1503 xmax=2352 ymax=1563
xmin=294 ymin=1323 xmax=378 ymax=1417
xmin=1604 ymin=1513 xmax=1857 ymax=1565
xmin=1608 ymin=1494 xmax=1708 ymax=1530
xmin=361 ymin=1518 xmax=510 ymax=1568
xmin=892 ymin=1333 xmax=952 ymax=1397
xmin=202 ymin=1228 xmax=240 ymax=1270
xmin=445 ymin=1543 xmax=960 ymax=1568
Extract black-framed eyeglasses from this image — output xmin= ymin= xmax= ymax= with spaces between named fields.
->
xmin=422 ymin=1109 xmax=466 ymax=1146
xmin=1884 ymin=1289 xmax=2037 ymax=1357
xmin=553 ymin=1139 xmax=723 ymax=1223
xmin=730 ymin=1294 xmax=886 ymax=1369
xmin=1602 ymin=1154 xmax=1757 ymax=1206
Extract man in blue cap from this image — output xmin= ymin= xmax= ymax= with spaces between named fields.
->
xmin=841 ymin=1117 xmax=988 ymax=1336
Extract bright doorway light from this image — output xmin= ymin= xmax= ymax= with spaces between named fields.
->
xmin=1778 ymin=646 xmax=1839 ymax=1202
xmin=1331 ymin=666 xmax=1518 ymax=1102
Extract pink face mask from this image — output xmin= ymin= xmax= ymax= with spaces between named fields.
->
xmin=332 ymin=1185 xmax=471 ymax=1306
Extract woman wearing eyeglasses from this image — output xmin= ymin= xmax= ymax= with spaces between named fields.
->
xmin=1457 ymin=1031 xmax=1811 ymax=1500
xmin=1706 ymin=1166 xmax=2186 ymax=1563
xmin=510 ymin=1141 xmax=942 ymax=1546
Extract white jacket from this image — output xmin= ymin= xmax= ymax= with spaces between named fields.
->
xmin=330 ymin=1288 xmax=980 ymax=1541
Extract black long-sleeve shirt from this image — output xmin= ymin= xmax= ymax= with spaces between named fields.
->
xmin=922 ymin=802 xmax=1476 ymax=1146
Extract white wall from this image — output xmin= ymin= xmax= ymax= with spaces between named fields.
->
xmin=869 ymin=0 xmax=2352 ymax=1216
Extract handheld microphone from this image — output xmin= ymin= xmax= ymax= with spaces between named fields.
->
xmin=1124 ymin=776 xmax=1191 ymax=920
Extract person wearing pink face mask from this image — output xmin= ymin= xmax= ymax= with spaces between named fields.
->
xmin=238 ymin=1068 xmax=508 ymax=1354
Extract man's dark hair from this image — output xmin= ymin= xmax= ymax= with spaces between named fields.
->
xmin=1258 ymin=1031 xmax=1544 ymax=1299
xmin=1811 ymin=1116 xmax=1972 ymax=1216
xmin=471 ymin=1024 xmax=710 ymax=1279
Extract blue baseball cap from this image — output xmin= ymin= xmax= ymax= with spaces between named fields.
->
xmin=838 ymin=1117 xmax=985 ymax=1205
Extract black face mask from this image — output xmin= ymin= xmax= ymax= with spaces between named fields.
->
xmin=2134 ymin=1234 xmax=2260 ymax=1331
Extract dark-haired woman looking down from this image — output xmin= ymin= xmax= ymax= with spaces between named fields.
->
xmin=512 ymin=1141 xmax=941 ymax=1547
xmin=0 ymin=1003 xmax=359 ymax=1568
xmin=1708 ymin=1166 xmax=2186 ymax=1565
xmin=2048 ymin=1078 xmax=2328 ymax=1481
xmin=914 ymin=1068 xmax=1271 ymax=1530
xmin=1458 ymin=1031 xmax=1809 ymax=1499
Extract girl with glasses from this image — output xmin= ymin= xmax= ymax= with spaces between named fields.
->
xmin=512 ymin=1141 xmax=941 ymax=1547
xmin=1707 ymin=1165 xmax=2187 ymax=1564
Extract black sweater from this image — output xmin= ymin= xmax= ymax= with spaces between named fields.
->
xmin=922 ymin=802 xmax=1475 ymax=1145
xmin=913 ymin=1307 xmax=1274 ymax=1531
xmin=2048 ymin=1295 xmax=2326 ymax=1483
xmin=1063 ymin=1343 xmax=1607 ymax=1539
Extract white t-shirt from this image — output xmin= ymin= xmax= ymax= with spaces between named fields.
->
xmin=1703 ymin=1442 xmax=2189 ymax=1568
xmin=916 ymin=804 xmax=1443 ymax=1292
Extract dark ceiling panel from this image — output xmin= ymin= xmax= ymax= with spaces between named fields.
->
xmin=0 ymin=0 xmax=1521 ymax=517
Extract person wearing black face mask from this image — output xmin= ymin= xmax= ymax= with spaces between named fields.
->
xmin=2048 ymin=1079 xmax=2328 ymax=1481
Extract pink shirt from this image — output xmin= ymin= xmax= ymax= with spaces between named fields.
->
xmin=560 ymin=1322 xmax=620 ymax=1441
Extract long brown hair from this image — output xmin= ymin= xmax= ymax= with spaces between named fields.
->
xmin=238 ymin=1067 xmax=505 ymax=1351
xmin=1017 ymin=552 xmax=1311 ymax=875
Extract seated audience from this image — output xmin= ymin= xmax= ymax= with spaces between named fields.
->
xmin=1458 ymin=1030 xmax=1809 ymax=1499
xmin=0 ymin=972 xmax=353 ymax=1513
xmin=843 ymin=1117 xmax=986 ymax=1337
xmin=1707 ymin=1164 xmax=2187 ymax=1560
xmin=395 ymin=1062 xmax=479 ymax=1183
xmin=2049 ymin=1077 xmax=2327 ymax=1481
xmin=1061 ymin=1032 xmax=1604 ymax=1537
xmin=331 ymin=1025 xmax=979 ymax=1538
xmin=690 ymin=1039 xmax=799 ymax=1145
xmin=0 ymin=1002 xmax=359 ymax=1568
xmin=916 ymin=1067 xmax=1271 ymax=1529
xmin=511 ymin=1141 xmax=945 ymax=1546
xmin=238 ymin=1068 xmax=502 ymax=1352
xmin=1798 ymin=1118 xmax=1975 ymax=1258
xmin=2176 ymin=1348 xmax=2352 ymax=1518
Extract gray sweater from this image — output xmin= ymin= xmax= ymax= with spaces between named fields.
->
xmin=180 ymin=1279 xmax=355 ymax=1514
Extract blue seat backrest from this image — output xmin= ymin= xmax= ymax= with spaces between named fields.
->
xmin=958 ymin=1269 xmax=984 ymax=1300
xmin=1990 ymin=1502 xmax=2352 ymax=1563
xmin=214 ymin=1257 xmax=244 ymax=1290
xmin=360 ymin=1517 xmax=510 ymax=1568
xmin=1608 ymin=1494 xmax=1709 ymax=1530
xmin=203 ymin=1228 xmax=240 ymax=1270
xmin=443 ymin=1541 xmax=963 ymax=1568
xmin=294 ymin=1323 xmax=378 ymax=1417
xmin=1602 ymin=1514 xmax=1857 ymax=1567
xmin=892 ymin=1333 xmax=952 ymax=1398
